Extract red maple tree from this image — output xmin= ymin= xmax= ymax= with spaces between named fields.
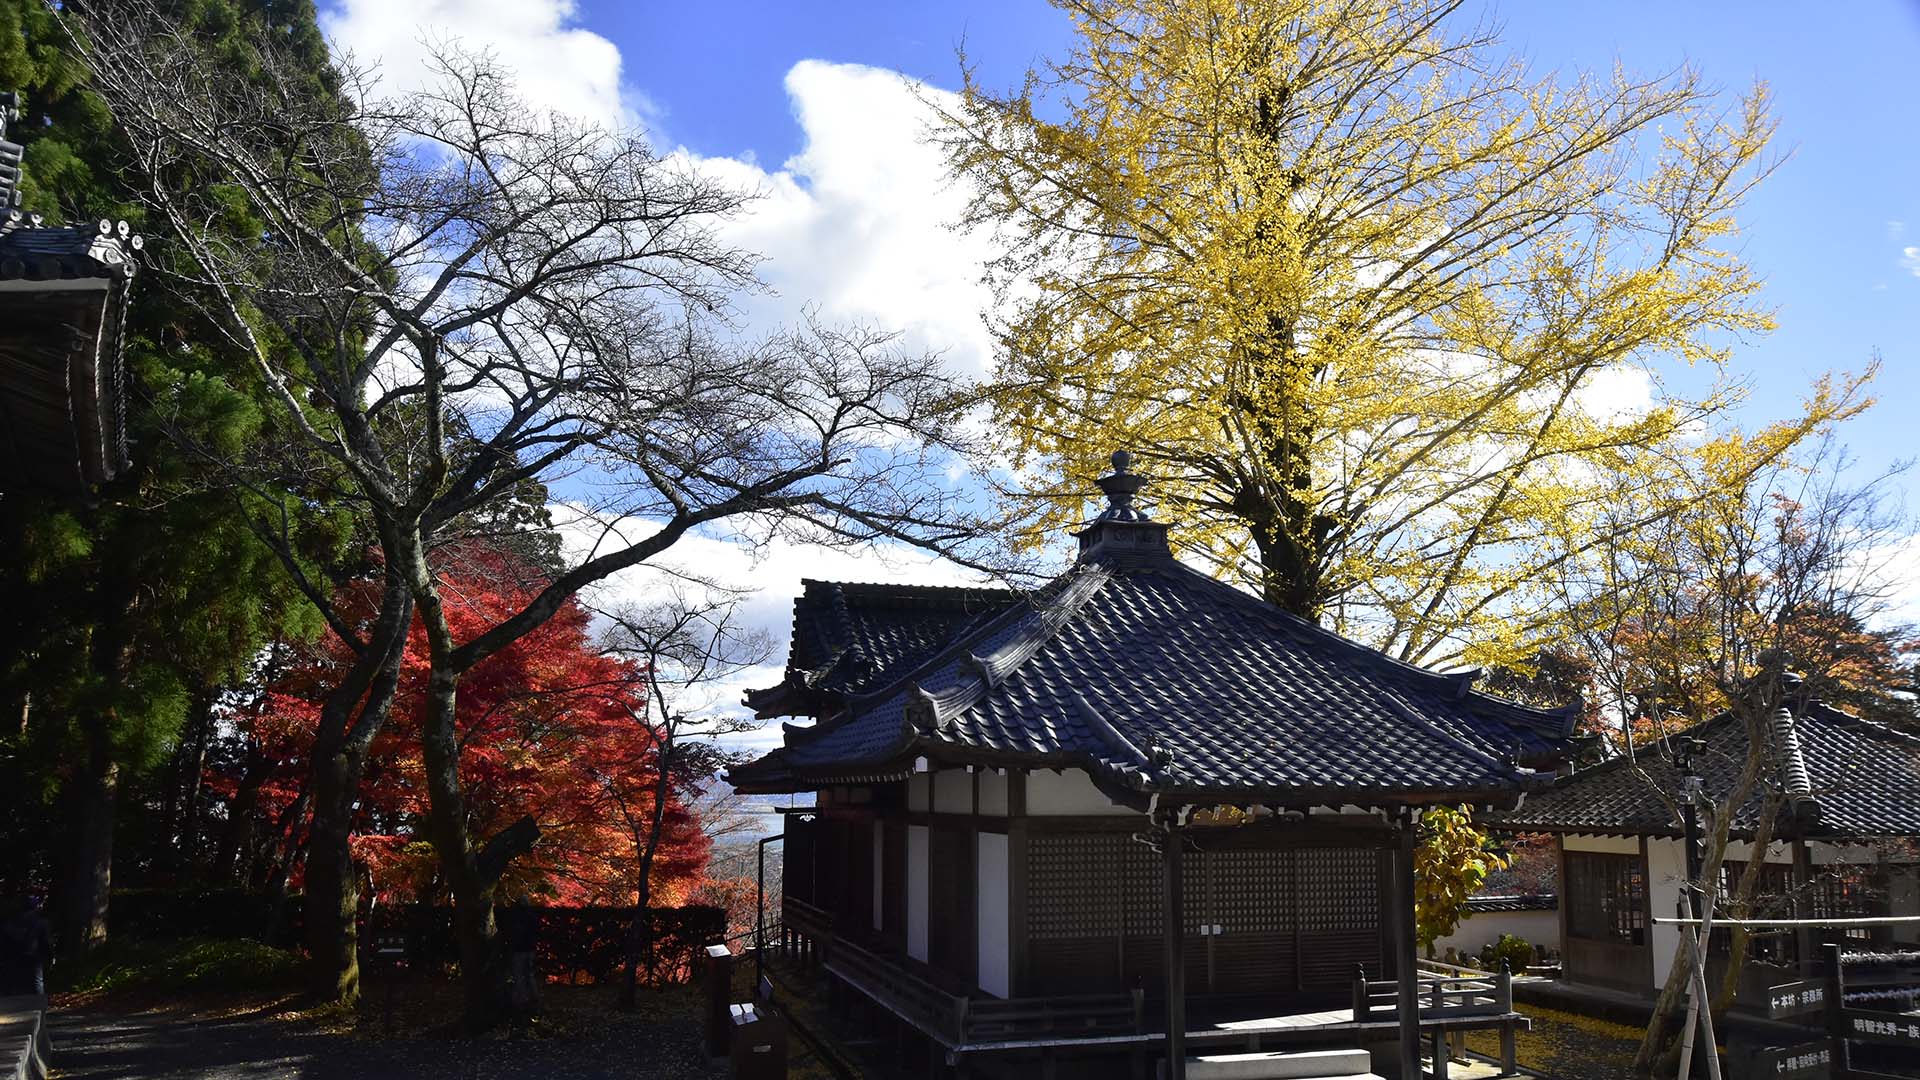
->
xmin=224 ymin=551 xmax=712 ymax=908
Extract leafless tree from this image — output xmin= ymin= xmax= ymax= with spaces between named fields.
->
xmin=595 ymin=587 xmax=769 ymax=1006
xmin=1553 ymin=438 xmax=1913 ymax=1074
xmin=60 ymin=2 xmax=1008 ymax=1022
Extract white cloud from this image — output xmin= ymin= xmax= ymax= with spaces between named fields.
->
xmin=1902 ymin=246 xmax=1920 ymax=278
xmin=557 ymin=510 xmax=996 ymax=753
xmin=687 ymin=61 xmax=1000 ymax=381
xmin=320 ymin=0 xmax=646 ymax=131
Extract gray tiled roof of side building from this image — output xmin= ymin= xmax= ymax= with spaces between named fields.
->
xmin=1495 ymin=702 xmax=1920 ymax=838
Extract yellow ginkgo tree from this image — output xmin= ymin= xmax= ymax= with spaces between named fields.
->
xmin=937 ymin=0 xmax=1865 ymax=666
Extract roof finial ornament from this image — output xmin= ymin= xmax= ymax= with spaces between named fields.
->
xmin=1094 ymin=449 xmax=1150 ymax=522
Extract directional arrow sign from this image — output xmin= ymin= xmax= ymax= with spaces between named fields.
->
xmin=1767 ymin=980 xmax=1829 ymax=1020
xmin=1756 ymin=1040 xmax=1833 ymax=1079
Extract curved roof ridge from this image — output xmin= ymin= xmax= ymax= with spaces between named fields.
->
xmin=777 ymin=566 xmax=1104 ymax=751
xmin=864 ymin=563 xmax=1114 ymax=730
xmin=1804 ymin=700 xmax=1920 ymax=748
xmin=1149 ymin=559 xmax=1576 ymax=733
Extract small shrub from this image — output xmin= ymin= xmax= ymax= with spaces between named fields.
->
xmin=55 ymin=936 xmax=302 ymax=995
xmin=1479 ymin=933 xmax=1535 ymax=974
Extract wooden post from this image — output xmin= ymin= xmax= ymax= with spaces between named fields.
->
xmin=1353 ymin=964 xmax=1370 ymax=1022
xmin=1430 ymin=976 xmax=1448 ymax=1080
xmin=1498 ymin=961 xmax=1516 ymax=1075
xmin=1393 ymin=816 xmax=1420 ymax=1080
xmin=1823 ymin=942 xmax=1851 ymax=1080
xmin=1793 ymin=838 xmax=1816 ymax=968
xmin=1164 ymin=819 xmax=1188 ymax=1080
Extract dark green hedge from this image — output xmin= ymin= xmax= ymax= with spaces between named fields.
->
xmin=107 ymin=890 xmax=726 ymax=986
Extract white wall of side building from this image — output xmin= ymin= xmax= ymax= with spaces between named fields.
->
xmin=1645 ymin=836 xmax=1687 ymax=989
xmin=976 ymin=832 xmax=1011 ymax=997
xmin=907 ymin=824 xmax=929 ymax=962
xmin=1432 ymin=908 xmax=1561 ymax=961
xmin=1025 ymin=768 xmax=1134 ymax=815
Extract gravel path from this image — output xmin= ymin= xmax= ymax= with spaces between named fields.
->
xmin=49 ymin=995 xmax=722 ymax=1080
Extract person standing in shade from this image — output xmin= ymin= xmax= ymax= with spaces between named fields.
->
xmin=2 ymin=897 xmax=53 ymax=996
xmin=502 ymin=897 xmax=539 ymax=1013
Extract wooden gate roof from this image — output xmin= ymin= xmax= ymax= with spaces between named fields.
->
xmin=730 ymin=453 xmax=1577 ymax=810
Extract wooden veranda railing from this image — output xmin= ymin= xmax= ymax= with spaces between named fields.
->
xmin=1355 ymin=961 xmax=1519 ymax=1078
xmin=1352 ymin=962 xmax=1513 ymax=1021
xmin=807 ymin=919 xmax=1144 ymax=1047
xmin=828 ymin=935 xmax=1144 ymax=1046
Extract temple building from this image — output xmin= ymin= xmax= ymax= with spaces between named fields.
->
xmin=731 ymin=452 xmax=1579 ymax=1079
xmin=0 ymin=91 xmax=140 ymax=498
xmin=1496 ymin=700 xmax=1920 ymax=1002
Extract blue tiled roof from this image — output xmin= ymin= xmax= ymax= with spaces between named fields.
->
xmin=734 ymin=539 xmax=1577 ymax=806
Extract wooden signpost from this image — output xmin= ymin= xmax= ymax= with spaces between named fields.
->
xmin=1652 ymin=915 xmax=1920 ymax=1080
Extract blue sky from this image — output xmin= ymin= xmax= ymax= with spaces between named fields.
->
xmin=601 ymin=0 xmax=1920 ymax=480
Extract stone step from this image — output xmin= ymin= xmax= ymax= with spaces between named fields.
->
xmin=1164 ymin=1047 xmax=1378 ymax=1080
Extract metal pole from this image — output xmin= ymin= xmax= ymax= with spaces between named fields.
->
xmin=757 ymin=833 xmax=782 ymax=990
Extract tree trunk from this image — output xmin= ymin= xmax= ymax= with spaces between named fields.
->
xmin=418 ymin=660 xmax=539 ymax=1028
xmin=168 ymin=685 xmax=218 ymax=870
xmin=301 ymin=581 xmax=412 ymax=1005
xmin=60 ymin=724 xmax=118 ymax=956
xmin=304 ymin=743 xmax=365 ymax=1002
xmin=620 ymin=729 xmax=674 ymax=1009
xmin=215 ymin=741 xmax=270 ymax=881
xmin=406 ymin=536 xmax=541 ymax=1030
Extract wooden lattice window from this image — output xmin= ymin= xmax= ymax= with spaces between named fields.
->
xmin=1565 ymin=851 xmax=1647 ymax=944
xmin=1028 ymin=831 xmax=1131 ymax=939
xmin=1297 ymin=848 xmax=1379 ymax=930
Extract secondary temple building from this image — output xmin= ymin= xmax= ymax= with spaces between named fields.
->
xmin=730 ymin=453 xmax=1580 ymax=1079
xmin=1498 ymin=698 xmax=1920 ymax=1003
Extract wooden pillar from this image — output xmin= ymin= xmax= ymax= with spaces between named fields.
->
xmin=1792 ymin=837 xmax=1815 ymax=969
xmin=1392 ymin=814 xmax=1420 ymax=1080
xmin=1164 ymin=819 xmax=1188 ymax=1080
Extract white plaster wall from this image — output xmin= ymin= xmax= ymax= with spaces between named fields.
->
xmin=1564 ymin=834 xmax=1641 ymax=855
xmin=977 ymin=770 xmax=1009 ymax=816
xmin=907 ymin=825 xmax=930 ymax=962
xmin=872 ymin=821 xmax=885 ymax=932
xmin=1646 ymin=836 xmax=1686 ymax=990
xmin=1432 ymin=909 xmax=1561 ymax=961
xmin=934 ymin=770 xmax=973 ymax=815
xmin=907 ymin=773 xmax=931 ymax=811
xmin=1025 ymin=768 xmax=1133 ymax=815
xmin=976 ymin=832 xmax=1010 ymax=997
